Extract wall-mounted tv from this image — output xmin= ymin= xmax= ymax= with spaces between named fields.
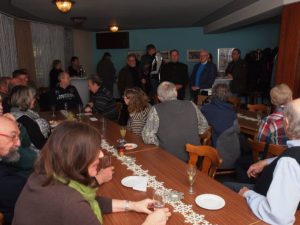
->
xmin=96 ymin=32 xmax=129 ymax=49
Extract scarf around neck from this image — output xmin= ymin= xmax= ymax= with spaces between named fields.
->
xmin=54 ymin=174 xmax=103 ymax=224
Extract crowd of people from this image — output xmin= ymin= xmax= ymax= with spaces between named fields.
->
xmin=0 ymin=45 xmax=299 ymax=225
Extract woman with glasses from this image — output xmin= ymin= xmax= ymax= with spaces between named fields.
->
xmin=123 ymin=87 xmax=151 ymax=136
xmin=13 ymin=121 xmax=171 ymax=225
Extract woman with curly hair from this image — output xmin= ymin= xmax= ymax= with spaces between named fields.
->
xmin=124 ymin=87 xmax=151 ymax=135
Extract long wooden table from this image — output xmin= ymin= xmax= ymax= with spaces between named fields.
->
xmin=99 ymin=148 xmax=265 ymax=225
xmin=40 ymin=111 xmax=300 ymax=225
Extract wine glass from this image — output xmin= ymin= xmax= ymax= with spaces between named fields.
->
xmin=120 ymin=126 xmax=127 ymax=144
xmin=187 ymin=165 xmax=197 ymax=194
xmin=50 ymin=105 xmax=56 ymax=118
xmin=64 ymin=102 xmax=68 ymax=112
xmin=153 ymin=190 xmax=165 ymax=209
xmin=101 ymin=155 xmax=111 ymax=169
xmin=78 ymin=104 xmax=83 ymax=120
xmin=256 ymin=110 xmax=262 ymax=125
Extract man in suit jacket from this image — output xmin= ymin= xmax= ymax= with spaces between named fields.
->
xmin=190 ymin=50 xmax=217 ymax=102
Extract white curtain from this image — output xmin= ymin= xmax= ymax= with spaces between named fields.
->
xmin=31 ymin=22 xmax=64 ymax=87
xmin=0 ymin=13 xmax=17 ymax=77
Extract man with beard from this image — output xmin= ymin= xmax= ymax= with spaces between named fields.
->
xmin=0 ymin=116 xmax=26 ymax=225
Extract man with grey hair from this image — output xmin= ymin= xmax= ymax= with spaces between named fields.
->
xmin=190 ymin=49 xmax=217 ymax=102
xmin=142 ymin=81 xmax=208 ymax=162
xmin=226 ymin=99 xmax=300 ymax=225
xmin=201 ymin=83 xmax=240 ymax=169
xmin=0 ymin=116 xmax=27 ymax=225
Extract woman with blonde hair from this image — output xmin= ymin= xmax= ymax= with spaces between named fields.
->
xmin=257 ymin=83 xmax=293 ymax=145
xmin=124 ymin=87 xmax=151 ymax=135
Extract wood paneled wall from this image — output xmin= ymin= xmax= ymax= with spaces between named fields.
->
xmin=276 ymin=2 xmax=300 ymax=98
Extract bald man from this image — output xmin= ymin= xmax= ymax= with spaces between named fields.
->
xmin=190 ymin=50 xmax=217 ymax=102
xmin=0 ymin=116 xmax=27 ymax=225
xmin=231 ymin=99 xmax=300 ymax=225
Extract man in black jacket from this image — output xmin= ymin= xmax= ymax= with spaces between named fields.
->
xmin=50 ymin=72 xmax=82 ymax=110
xmin=0 ymin=116 xmax=26 ymax=225
xmin=160 ymin=49 xmax=189 ymax=100
xmin=190 ymin=50 xmax=217 ymax=102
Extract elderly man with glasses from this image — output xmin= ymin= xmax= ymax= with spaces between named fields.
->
xmin=0 ymin=116 xmax=27 ymax=225
xmin=190 ymin=49 xmax=217 ymax=103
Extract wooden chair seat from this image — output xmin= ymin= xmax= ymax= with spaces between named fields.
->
xmin=248 ymin=138 xmax=285 ymax=163
xmin=247 ymin=104 xmax=269 ymax=114
xmin=227 ymin=97 xmax=241 ymax=111
xmin=186 ymin=144 xmax=222 ymax=178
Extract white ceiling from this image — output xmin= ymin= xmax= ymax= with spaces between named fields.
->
xmin=0 ymin=0 xmax=280 ymax=31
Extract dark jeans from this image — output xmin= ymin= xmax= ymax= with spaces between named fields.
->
xmin=224 ymin=182 xmax=255 ymax=193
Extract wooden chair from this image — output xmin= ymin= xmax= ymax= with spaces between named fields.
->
xmin=186 ymin=144 xmax=222 ymax=178
xmin=199 ymin=126 xmax=212 ymax=146
xmin=227 ymin=97 xmax=241 ymax=111
xmin=247 ymin=138 xmax=285 ymax=163
xmin=247 ymin=104 xmax=268 ymax=114
xmin=115 ymin=102 xmax=123 ymax=121
xmin=0 ymin=212 xmax=4 ymax=225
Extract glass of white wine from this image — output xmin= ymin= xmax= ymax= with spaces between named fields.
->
xmin=120 ymin=126 xmax=127 ymax=144
xmin=187 ymin=165 xmax=197 ymax=194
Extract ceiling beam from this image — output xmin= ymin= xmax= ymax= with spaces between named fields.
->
xmin=203 ymin=0 xmax=300 ymax=33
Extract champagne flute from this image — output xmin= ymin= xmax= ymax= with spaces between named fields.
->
xmin=64 ymin=102 xmax=68 ymax=113
xmin=120 ymin=126 xmax=127 ymax=144
xmin=78 ymin=103 xmax=83 ymax=120
xmin=256 ymin=110 xmax=262 ymax=125
xmin=50 ymin=105 xmax=56 ymax=118
xmin=153 ymin=190 xmax=165 ymax=209
xmin=187 ymin=165 xmax=197 ymax=194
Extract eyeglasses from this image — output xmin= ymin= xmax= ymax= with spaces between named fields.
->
xmin=0 ymin=133 xmax=20 ymax=143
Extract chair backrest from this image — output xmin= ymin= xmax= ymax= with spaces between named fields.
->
xmin=115 ymin=102 xmax=123 ymax=121
xmin=197 ymin=95 xmax=208 ymax=106
xmin=247 ymin=104 xmax=268 ymax=114
xmin=0 ymin=212 xmax=4 ymax=225
xmin=227 ymin=97 xmax=241 ymax=111
xmin=186 ymin=144 xmax=222 ymax=178
xmin=199 ymin=126 xmax=212 ymax=146
xmin=247 ymin=138 xmax=286 ymax=163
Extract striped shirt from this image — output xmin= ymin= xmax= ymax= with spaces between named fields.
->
xmin=127 ymin=105 xmax=151 ymax=136
xmin=90 ymin=86 xmax=118 ymax=121
xmin=257 ymin=110 xmax=288 ymax=145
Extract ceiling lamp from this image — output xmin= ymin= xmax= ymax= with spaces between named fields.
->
xmin=54 ymin=0 xmax=75 ymax=13
xmin=110 ymin=25 xmax=119 ymax=32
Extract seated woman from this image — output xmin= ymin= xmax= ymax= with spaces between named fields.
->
xmin=257 ymin=83 xmax=292 ymax=145
xmin=85 ymin=75 xmax=118 ymax=121
xmin=10 ymin=85 xmax=50 ymax=150
xmin=201 ymin=83 xmax=240 ymax=169
xmin=124 ymin=87 xmax=151 ymax=136
xmin=13 ymin=121 xmax=171 ymax=225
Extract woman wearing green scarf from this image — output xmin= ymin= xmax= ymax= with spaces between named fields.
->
xmin=13 ymin=121 xmax=171 ymax=225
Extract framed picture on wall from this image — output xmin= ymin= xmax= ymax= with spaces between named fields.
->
xmin=217 ymin=48 xmax=234 ymax=72
xmin=187 ymin=49 xmax=201 ymax=62
xmin=160 ymin=51 xmax=170 ymax=62
xmin=127 ymin=50 xmax=144 ymax=61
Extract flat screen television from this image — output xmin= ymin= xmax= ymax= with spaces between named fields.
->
xmin=96 ymin=32 xmax=129 ymax=49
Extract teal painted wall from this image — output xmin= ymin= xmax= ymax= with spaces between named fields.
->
xmin=92 ymin=24 xmax=280 ymax=73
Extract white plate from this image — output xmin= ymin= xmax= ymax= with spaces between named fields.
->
xmin=195 ymin=194 xmax=225 ymax=210
xmin=121 ymin=176 xmax=143 ymax=188
xmin=124 ymin=143 xmax=138 ymax=150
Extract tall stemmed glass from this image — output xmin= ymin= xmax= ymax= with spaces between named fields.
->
xmin=64 ymin=102 xmax=68 ymax=113
xmin=50 ymin=105 xmax=56 ymax=118
xmin=78 ymin=103 xmax=83 ymax=120
xmin=187 ymin=165 xmax=197 ymax=194
xmin=120 ymin=126 xmax=127 ymax=144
